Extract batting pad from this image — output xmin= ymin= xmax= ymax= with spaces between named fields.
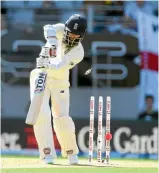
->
xmin=53 ymin=116 xmax=79 ymax=157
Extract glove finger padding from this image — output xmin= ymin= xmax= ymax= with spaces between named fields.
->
xmin=36 ymin=57 xmax=50 ymax=68
xmin=53 ymin=116 xmax=79 ymax=157
xmin=39 ymin=46 xmax=57 ymax=58
xmin=49 ymin=45 xmax=57 ymax=58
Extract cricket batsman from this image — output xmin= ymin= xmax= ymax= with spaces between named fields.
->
xmin=29 ymin=14 xmax=87 ymax=164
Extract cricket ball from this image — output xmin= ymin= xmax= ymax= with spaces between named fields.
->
xmin=105 ymin=133 xmax=112 ymax=140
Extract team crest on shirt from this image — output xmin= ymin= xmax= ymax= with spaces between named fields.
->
xmin=69 ymin=61 xmax=74 ymax=66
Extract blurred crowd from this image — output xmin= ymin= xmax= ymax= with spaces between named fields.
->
xmin=138 ymin=95 xmax=158 ymax=121
xmin=1 ymin=0 xmax=84 ymax=31
xmin=1 ymin=0 xmax=158 ymax=32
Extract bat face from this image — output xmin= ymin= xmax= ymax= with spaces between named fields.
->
xmin=25 ymin=71 xmax=47 ymax=125
xmin=34 ymin=72 xmax=47 ymax=94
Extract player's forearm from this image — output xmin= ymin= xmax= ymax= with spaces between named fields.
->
xmin=48 ymin=56 xmax=70 ymax=69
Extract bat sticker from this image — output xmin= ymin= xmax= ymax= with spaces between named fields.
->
xmin=34 ymin=72 xmax=47 ymax=94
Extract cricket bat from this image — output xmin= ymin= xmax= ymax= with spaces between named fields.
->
xmin=25 ymin=71 xmax=47 ymax=125
xmin=25 ymin=45 xmax=71 ymax=125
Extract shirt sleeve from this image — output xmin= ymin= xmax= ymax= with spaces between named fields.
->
xmin=48 ymin=44 xmax=84 ymax=70
xmin=67 ymin=45 xmax=84 ymax=69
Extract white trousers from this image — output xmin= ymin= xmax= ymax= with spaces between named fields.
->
xmin=30 ymin=69 xmax=70 ymax=159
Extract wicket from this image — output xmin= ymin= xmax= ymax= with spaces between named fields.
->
xmin=88 ymin=96 xmax=111 ymax=164
xmin=88 ymin=96 xmax=95 ymax=163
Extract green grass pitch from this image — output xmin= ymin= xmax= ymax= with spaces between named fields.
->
xmin=1 ymin=155 xmax=158 ymax=173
